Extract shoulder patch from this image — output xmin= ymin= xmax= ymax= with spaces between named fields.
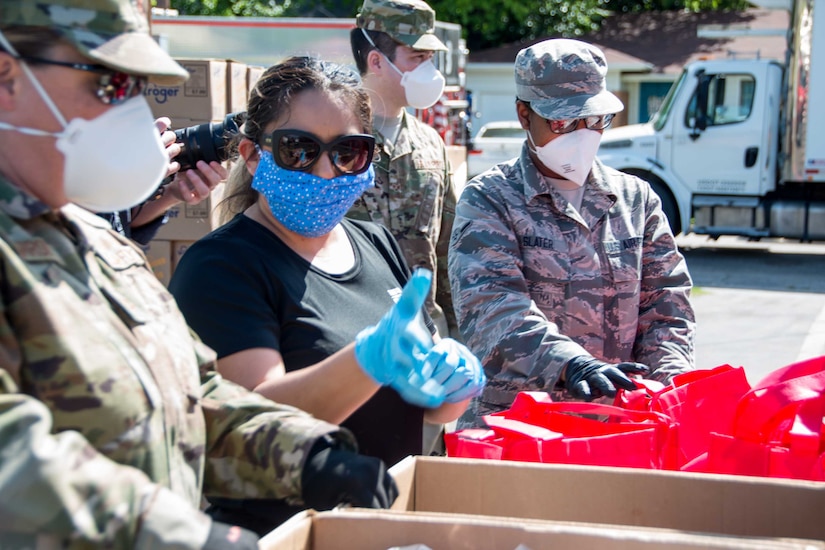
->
xmin=13 ymin=238 xmax=62 ymax=263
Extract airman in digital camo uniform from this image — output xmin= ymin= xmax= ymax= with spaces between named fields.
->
xmin=449 ymin=39 xmax=695 ymax=428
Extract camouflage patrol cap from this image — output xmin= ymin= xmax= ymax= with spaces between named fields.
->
xmin=356 ymin=0 xmax=447 ymax=51
xmin=0 ymin=0 xmax=189 ymax=84
xmin=515 ymin=38 xmax=624 ymax=120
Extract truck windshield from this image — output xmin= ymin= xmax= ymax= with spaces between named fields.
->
xmin=651 ymin=69 xmax=687 ymax=132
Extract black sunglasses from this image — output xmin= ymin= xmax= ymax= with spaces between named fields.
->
xmin=19 ymin=56 xmax=147 ymax=105
xmin=262 ymin=129 xmax=376 ymax=176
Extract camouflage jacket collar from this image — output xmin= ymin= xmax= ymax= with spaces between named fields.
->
xmin=0 ymin=173 xmax=53 ymax=220
xmin=375 ymin=110 xmax=415 ymax=160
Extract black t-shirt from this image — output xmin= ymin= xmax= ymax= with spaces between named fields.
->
xmin=169 ymin=214 xmax=427 ymax=465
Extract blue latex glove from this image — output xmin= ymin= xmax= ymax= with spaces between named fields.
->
xmin=355 ymin=269 xmax=445 ymax=408
xmin=425 ymin=338 xmax=486 ymax=403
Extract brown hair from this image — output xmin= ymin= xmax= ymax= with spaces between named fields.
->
xmin=218 ymin=56 xmax=373 ymax=224
xmin=349 ymin=27 xmax=401 ymax=76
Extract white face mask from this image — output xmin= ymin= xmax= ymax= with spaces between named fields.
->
xmin=360 ymin=28 xmax=445 ymax=109
xmin=387 ymin=58 xmax=446 ymax=110
xmin=528 ymin=128 xmax=602 ymax=187
xmin=0 ymin=33 xmax=167 ymax=212
xmin=57 ymin=97 xmax=168 ymax=212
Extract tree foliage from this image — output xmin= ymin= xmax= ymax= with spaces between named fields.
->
xmin=169 ymin=0 xmax=362 ymax=17
xmin=426 ymin=0 xmax=610 ymax=50
xmin=606 ymin=0 xmax=751 ymax=13
xmin=168 ymin=0 xmax=753 ymax=51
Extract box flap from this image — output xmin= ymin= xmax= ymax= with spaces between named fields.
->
xmin=258 ymin=509 xmax=315 ymax=550
xmin=260 ymin=509 xmax=825 ymax=550
xmin=388 ymin=455 xmax=417 ymax=511
xmin=403 ymin=457 xmax=825 ymax=541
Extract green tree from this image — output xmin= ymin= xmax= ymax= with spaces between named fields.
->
xmin=428 ymin=0 xmax=752 ymax=50
xmin=169 ymin=0 xmax=362 ymax=17
xmin=428 ymin=0 xmax=610 ymax=51
xmin=605 ymin=0 xmax=750 ymax=12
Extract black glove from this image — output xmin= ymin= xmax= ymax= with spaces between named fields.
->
xmin=202 ymin=521 xmax=259 ymax=550
xmin=301 ymin=437 xmax=398 ymax=511
xmin=564 ymin=356 xmax=650 ymax=401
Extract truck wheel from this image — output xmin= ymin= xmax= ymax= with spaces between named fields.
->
xmin=649 ymin=179 xmax=680 ymax=236
xmin=622 ymin=170 xmax=681 ymax=235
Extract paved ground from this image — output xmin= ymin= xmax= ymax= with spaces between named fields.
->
xmin=676 ymin=234 xmax=825 ymax=384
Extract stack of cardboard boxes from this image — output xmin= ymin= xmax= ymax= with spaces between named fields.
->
xmin=260 ymin=456 xmax=825 ymax=548
xmin=139 ymin=58 xmax=265 ymax=286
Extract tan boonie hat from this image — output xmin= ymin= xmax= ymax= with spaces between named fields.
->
xmin=0 ymin=0 xmax=188 ymax=84
xmin=515 ymin=38 xmax=624 ymax=120
xmin=356 ymin=0 xmax=447 ymax=51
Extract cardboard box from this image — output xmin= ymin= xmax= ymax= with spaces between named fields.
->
xmin=247 ymin=65 xmax=265 ymax=93
xmin=144 ymin=59 xmax=228 ymax=123
xmin=389 ymin=456 xmax=825 ymax=542
xmin=259 ymin=509 xmax=824 ymax=550
xmin=226 ymin=60 xmax=249 ymax=114
xmin=140 ymin=239 xmax=172 ymax=286
xmin=171 ymin=240 xmax=196 ymax=272
xmin=446 ymin=144 xmax=468 ymax=195
xmin=154 ymin=182 xmax=226 ymax=241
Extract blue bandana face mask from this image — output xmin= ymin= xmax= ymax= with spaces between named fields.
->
xmin=251 ymin=149 xmax=375 ymax=237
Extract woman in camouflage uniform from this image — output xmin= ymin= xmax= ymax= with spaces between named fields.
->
xmin=0 ymin=1 xmax=423 ymax=546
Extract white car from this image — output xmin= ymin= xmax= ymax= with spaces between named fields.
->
xmin=467 ymin=121 xmax=525 ymax=177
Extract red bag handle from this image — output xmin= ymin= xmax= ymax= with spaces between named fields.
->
xmin=504 ymin=392 xmax=671 ymax=425
xmin=733 ymin=356 xmax=825 ymax=440
xmin=669 ymin=364 xmax=738 ymax=388
xmin=614 ymin=378 xmax=666 ymax=410
xmin=536 ymin=401 xmax=672 ymax=425
xmin=482 ymin=415 xmax=562 ymax=440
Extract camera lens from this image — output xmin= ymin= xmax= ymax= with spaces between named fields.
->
xmin=174 ymin=112 xmax=246 ymax=172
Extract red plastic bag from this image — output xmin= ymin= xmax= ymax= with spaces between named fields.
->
xmin=443 ymin=429 xmax=507 ymax=460
xmin=614 ymin=365 xmax=752 ymax=468
xmin=697 ymin=356 xmax=825 ymax=481
xmin=447 ymin=392 xmax=676 ymax=469
xmin=613 ymin=378 xmax=666 ymax=412
xmin=655 ymin=365 xmax=751 ymax=467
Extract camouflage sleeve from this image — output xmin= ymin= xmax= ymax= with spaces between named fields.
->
xmin=196 ymin=339 xmax=357 ymax=503
xmin=435 ymin=144 xmax=459 ymax=338
xmin=448 ymin=185 xmax=589 ymax=412
xmin=0 ymin=369 xmax=212 ymax=549
xmin=634 ymin=184 xmax=696 ymax=381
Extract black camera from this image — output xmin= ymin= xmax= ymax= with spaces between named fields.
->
xmin=173 ymin=111 xmax=246 ymax=172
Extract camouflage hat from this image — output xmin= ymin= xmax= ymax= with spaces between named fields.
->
xmin=356 ymin=0 xmax=447 ymax=52
xmin=515 ymin=38 xmax=624 ymax=120
xmin=0 ymin=0 xmax=188 ymax=84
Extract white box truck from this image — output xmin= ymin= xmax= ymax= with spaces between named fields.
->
xmin=598 ymin=0 xmax=825 ymax=240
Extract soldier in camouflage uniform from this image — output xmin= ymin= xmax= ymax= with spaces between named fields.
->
xmin=0 ymin=1 xmax=400 ymax=547
xmin=348 ymin=0 xmax=462 ymax=456
xmin=348 ymin=0 xmax=458 ymax=341
xmin=449 ymin=39 xmax=696 ymax=429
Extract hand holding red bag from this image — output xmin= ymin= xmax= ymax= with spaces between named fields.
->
xmin=564 ymin=356 xmax=649 ymax=400
xmin=448 ymin=358 xmax=825 ymax=482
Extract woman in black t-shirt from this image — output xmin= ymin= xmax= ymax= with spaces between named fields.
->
xmin=169 ymin=57 xmax=485 ymax=535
